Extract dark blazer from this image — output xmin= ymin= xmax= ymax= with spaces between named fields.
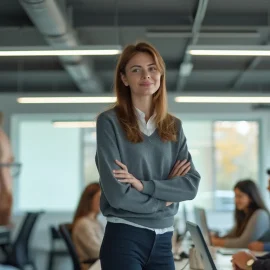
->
xmin=253 ymin=253 xmax=270 ymax=270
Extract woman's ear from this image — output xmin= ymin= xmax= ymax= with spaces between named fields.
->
xmin=120 ymin=73 xmax=129 ymax=86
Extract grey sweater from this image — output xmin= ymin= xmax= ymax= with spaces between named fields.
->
xmin=224 ymin=209 xmax=270 ymax=248
xmin=95 ymin=108 xmax=201 ymax=228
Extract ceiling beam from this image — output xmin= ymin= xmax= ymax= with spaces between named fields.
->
xmin=176 ymin=0 xmax=209 ymax=92
xmin=71 ymin=13 xmax=268 ymax=29
xmin=0 ymin=12 xmax=268 ymax=29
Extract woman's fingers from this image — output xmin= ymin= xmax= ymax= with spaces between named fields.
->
xmin=113 ymin=169 xmax=127 ymax=174
xmin=176 ymin=161 xmax=190 ymax=175
xmin=180 ymin=166 xmax=191 ymax=176
xmin=169 ymin=160 xmax=190 ymax=178
xmin=169 ymin=160 xmax=180 ymax=178
xmin=114 ymin=173 xmax=132 ymax=179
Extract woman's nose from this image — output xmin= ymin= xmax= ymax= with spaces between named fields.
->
xmin=142 ymin=71 xmax=150 ymax=78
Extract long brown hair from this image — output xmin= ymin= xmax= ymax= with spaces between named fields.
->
xmin=233 ymin=179 xmax=269 ymax=237
xmin=72 ymin=183 xmax=100 ymax=228
xmin=114 ymin=41 xmax=177 ymax=143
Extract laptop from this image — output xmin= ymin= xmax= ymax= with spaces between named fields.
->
xmin=193 ymin=207 xmax=247 ymax=255
xmin=187 ymin=221 xmax=232 ymax=270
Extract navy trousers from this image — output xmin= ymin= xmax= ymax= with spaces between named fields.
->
xmin=100 ymin=222 xmax=175 ymax=270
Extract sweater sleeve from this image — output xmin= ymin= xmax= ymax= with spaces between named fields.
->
xmin=96 ymin=113 xmax=166 ymax=214
xmin=224 ymin=210 xmax=270 ymax=248
xmin=140 ymin=121 xmax=201 ymax=202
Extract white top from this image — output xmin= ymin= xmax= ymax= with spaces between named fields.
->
xmin=107 ymin=107 xmax=174 ymax=234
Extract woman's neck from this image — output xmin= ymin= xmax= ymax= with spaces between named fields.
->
xmin=132 ymin=96 xmax=154 ymax=122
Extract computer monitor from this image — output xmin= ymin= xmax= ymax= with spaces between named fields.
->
xmin=194 ymin=207 xmax=212 ymax=246
xmin=187 ymin=221 xmax=217 ymax=270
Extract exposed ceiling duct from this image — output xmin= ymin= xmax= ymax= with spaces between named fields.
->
xmin=176 ymin=0 xmax=209 ymax=92
xmin=19 ymin=0 xmax=103 ymax=92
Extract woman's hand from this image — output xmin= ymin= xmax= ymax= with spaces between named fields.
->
xmin=168 ymin=159 xmax=191 ymax=179
xmin=113 ymin=160 xmax=143 ymax=192
xmin=232 ymin=251 xmax=257 ymax=270
xmin=248 ymin=241 xmax=264 ymax=251
xmin=211 ymin=236 xmax=225 ymax=247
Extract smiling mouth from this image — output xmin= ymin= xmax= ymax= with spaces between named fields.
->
xmin=140 ymin=83 xmax=152 ymax=86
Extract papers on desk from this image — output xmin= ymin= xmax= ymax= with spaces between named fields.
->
xmin=217 ymin=248 xmax=248 ymax=255
xmin=218 ymin=248 xmax=268 ymax=257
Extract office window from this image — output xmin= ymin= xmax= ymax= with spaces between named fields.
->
xmin=181 ymin=121 xmax=214 ymax=209
xmin=182 ymin=120 xmax=259 ymax=211
xmin=213 ymin=121 xmax=259 ymax=210
xmin=16 ymin=120 xmax=81 ymax=212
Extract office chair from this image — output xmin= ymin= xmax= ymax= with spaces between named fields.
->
xmin=58 ymin=223 xmax=97 ymax=270
xmin=2 ymin=211 xmax=43 ymax=270
xmin=46 ymin=226 xmax=68 ymax=270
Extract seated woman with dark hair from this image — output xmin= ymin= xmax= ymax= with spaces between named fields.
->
xmin=72 ymin=183 xmax=104 ymax=270
xmin=211 ymin=179 xmax=270 ymax=248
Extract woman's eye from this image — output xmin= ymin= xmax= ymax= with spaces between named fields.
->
xmin=150 ymin=67 xmax=157 ymax=72
xmin=132 ymin=68 xmax=140 ymax=73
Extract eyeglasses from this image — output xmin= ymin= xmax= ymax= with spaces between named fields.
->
xmin=0 ymin=162 xmax=22 ymax=178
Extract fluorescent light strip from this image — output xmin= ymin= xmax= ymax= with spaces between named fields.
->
xmin=53 ymin=121 xmax=96 ymax=128
xmin=175 ymin=96 xmax=270 ymax=103
xmin=0 ymin=46 xmax=122 ymax=56
xmin=189 ymin=50 xmax=270 ymax=56
xmin=0 ymin=50 xmax=121 ymax=56
xmin=17 ymin=97 xmax=117 ymax=104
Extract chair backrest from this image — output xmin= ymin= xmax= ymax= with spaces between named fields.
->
xmin=58 ymin=223 xmax=81 ymax=270
xmin=9 ymin=211 xmax=43 ymax=265
xmin=49 ymin=225 xmax=63 ymax=250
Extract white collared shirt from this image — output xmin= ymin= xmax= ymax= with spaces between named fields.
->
xmin=134 ymin=107 xmax=156 ymax=136
xmin=107 ymin=107 xmax=174 ymax=234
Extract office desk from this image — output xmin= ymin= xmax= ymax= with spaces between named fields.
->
xmin=88 ymin=254 xmax=233 ymax=270
xmin=175 ymin=254 xmax=232 ymax=269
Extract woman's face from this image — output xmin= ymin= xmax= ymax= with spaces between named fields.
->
xmin=91 ymin=190 xmax=101 ymax=214
xmin=234 ymin=188 xmax=251 ymax=211
xmin=121 ymin=52 xmax=161 ymax=98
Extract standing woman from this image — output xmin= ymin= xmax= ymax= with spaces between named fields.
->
xmin=95 ymin=42 xmax=201 ymax=270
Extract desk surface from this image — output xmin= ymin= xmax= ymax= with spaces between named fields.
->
xmin=175 ymin=254 xmax=232 ymax=270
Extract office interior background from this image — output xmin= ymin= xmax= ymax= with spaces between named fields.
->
xmin=1 ymin=0 xmax=270 ymax=269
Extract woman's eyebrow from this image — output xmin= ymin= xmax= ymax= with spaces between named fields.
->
xmin=130 ymin=63 xmax=156 ymax=69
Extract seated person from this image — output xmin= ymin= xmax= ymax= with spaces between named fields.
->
xmin=232 ymin=250 xmax=270 ymax=270
xmin=248 ymin=175 xmax=270 ymax=252
xmin=211 ymin=179 xmax=270 ymax=248
xmin=72 ymin=183 xmax=104 ymax=270
xmin=0 ymin=112 xmax=14 ymax=226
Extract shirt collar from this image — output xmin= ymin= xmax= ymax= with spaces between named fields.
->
xmin=134 ymin=107 xmax=156 ymax=123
